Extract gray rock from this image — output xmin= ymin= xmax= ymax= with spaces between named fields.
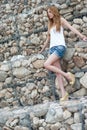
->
xmin=71 ymin=123 xmax=82 ymax=130
xmin=13 ymin=67 xmax=31 ymax=78
xmin=0 ymin=70 xmax=8 ymax=82
xmin=80 ymin=73 xmax=87 ymax=88
xmin=46 ymin=103 xmax=63 ymax=123
xmin=63 ymin=48 xmax=75 ymax=61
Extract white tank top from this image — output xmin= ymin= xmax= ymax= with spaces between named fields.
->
xmin=50 ymin=26 xmax=66 ymax=48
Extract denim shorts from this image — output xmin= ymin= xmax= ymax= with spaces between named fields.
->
xmin=49 ymin=45 xmax=66 ymax=58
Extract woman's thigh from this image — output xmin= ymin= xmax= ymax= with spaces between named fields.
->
xmin=53 ymin=60 xmax=62 ymax=69
xmin=45 ymin=53 xmax=60 ymax=65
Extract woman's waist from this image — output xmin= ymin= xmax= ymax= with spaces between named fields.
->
xmin=50 ymin=42 xmax=66 ymax=48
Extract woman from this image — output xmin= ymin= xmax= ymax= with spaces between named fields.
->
xmin=39 ymin=5 xmax=87 ymax=101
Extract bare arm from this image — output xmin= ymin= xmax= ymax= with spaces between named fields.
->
xmin=61 ymin=17 xmax=87 ymax=41
xmin=39 ymin=31 xmax=50 ymax=53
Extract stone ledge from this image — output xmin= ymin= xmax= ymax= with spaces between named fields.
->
xmin=0 ymin=97 xmax=87 ymax=130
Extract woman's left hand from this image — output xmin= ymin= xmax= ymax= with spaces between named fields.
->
xmin=82 ymin=35 xmax=87 ymax=41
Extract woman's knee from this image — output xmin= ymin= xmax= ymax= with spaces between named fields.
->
xmin=44 ymin=62 xmax=49 ymax=69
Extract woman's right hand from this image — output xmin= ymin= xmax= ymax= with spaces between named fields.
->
xmin=81 ymin=35 xmax=87 ymax=41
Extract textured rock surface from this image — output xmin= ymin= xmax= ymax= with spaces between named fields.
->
xmin=0 ymin=0 xmax=87 ymax=129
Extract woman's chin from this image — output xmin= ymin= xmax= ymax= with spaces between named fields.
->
xmin=49 ymin=17 xmax=53 ymax=19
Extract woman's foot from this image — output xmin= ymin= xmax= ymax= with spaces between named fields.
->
xmin=60 ymin=92 xmax=69 ymax=101
xmin=67 ymin=72 xmax=75 ymax=85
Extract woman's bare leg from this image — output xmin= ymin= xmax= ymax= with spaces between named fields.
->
xmin=53 ymin=60 xmax=66 ymax=97
xmin=44 ymin=53 xmax=75 ymax=101
xmin=44 ymin=53 xmax=71 ymax=81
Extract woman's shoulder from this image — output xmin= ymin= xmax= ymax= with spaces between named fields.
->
xmin=60 ymin=17 xmax=65 ymax=25
xmin=61 ymin=17 xmax=69 ymax=27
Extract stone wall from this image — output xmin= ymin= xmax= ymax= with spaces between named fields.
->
xmin=0 ymin=99 xmax=87 ymax=130
xmin=0 ymin=0 xmax=87 ymax=130
xmin=0 ymin=0 xmax=87 ymax=62
xmin=0 ymin=41 xmax=87 ymax=109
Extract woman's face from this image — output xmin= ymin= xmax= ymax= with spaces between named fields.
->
xmin=47 ymin=9 xmax=54 ymax=19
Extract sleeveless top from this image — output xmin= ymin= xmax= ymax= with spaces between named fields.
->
xmin=50 ymin=26 xmax=66 ymax=48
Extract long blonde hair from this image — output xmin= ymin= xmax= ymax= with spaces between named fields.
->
xmin=47 ymin=6 xmax=61 ymax=32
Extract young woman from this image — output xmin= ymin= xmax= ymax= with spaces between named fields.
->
xmin=39 ymin=5 xmax=87 ymax=101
